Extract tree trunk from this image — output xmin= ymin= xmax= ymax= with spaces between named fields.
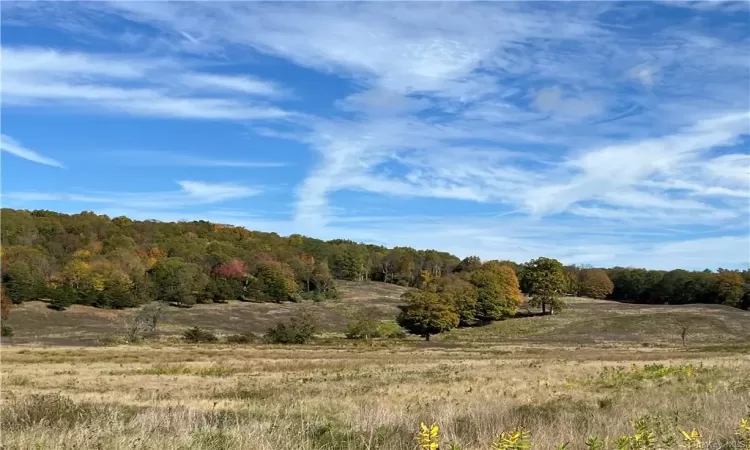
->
xmin=549 ymin=305 xmax=555 ymax=315
xmin=541 ymin=302 xmax=546 ymax=315
xmin=425 ymin=333 xmax=431 ymax=341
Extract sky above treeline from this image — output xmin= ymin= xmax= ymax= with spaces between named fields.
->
xmin=1 ymin=1 xmax=749 ymax=270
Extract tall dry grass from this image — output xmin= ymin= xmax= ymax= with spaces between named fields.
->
xmin=1 ymin=344 xmax=748 ymax=449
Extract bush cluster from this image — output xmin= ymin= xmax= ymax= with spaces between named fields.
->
xmin=182 ymin=327 xmax=218 ymax=343
xmin=345 ymin=316 xmax=406 ymax=340
xmin=264 ymin=313 xmax=317 ymax=344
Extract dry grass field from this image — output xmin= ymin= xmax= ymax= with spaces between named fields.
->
xmin=2 ymin=281 xmax=406 ymax=346
xmin=2 ymin=282 xmax=750 ymax=449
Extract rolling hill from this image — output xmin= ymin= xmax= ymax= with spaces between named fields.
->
xmin=4 ymin=281 xmax=750 ymax=347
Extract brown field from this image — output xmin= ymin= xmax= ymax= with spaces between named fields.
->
xmin=2 ymin=281 xmax=407 ymax=346
xmin=2 ymin=282 xmax=750 ymax=449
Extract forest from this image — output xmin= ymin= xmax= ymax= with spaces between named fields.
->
xmin=1 ymin=209 xmax=749 ymax=314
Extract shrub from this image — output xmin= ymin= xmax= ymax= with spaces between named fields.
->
xmin=301 ymin=291 xmax=327 ymax=302
xmin=1 ymin=324 xmax=13 ymax=337
xmin=225 ymin=332 xmax=257 ymax=344
xmin=264 ymin=312 xmax=316 ymax=344
xmin=376 ymin=321 xmax=406 ymax=339
xmin=183 ymin=326 xmax=218 ymax=343
xmin=345 ymin=313 xmax=381 ymax=339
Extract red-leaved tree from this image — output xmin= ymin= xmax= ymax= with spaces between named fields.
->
xmin=213 ymin=258 xmax=248 ymax=279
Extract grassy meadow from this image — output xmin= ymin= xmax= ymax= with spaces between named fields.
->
xmin=1 ymin=283 xmax=750 ymax=449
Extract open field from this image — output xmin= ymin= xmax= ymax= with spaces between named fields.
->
xmin=2 ymin=282 xmax=750 ymax=449
xmin=2 ymin=343 xmax=749 ymax=449
xmin=4 ymin=281 xmax=750 ymax=347
xmin=2 ymin=281 xmax=407 ymax=346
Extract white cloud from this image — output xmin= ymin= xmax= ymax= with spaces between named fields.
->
xmin=179 ymin=73 xmax=287 ymax=97
xmin=522 ymin=111 xmax=750 ymax=216
xmin=0 ymin=134 xmax=63 ymax=167
xmin=112 ymin=151 xmax=287 ymax=168
xmin=4 ymin=180 xmax=261 ymax=210
xmin=2 ymin=2 xmax=749 ymax=269
xmin=0 ymin=47 xmax=291 ymax=120
xmin=176 ymin=180 xmax=260 ymax=202
xmin=533 ymin=87 xmax=604 ymax=119
xmin=627 ymin=63 xmax=659 ymax=88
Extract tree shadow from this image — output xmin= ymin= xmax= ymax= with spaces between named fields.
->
xmin=512 ymin=309 xmax=548 ymax=318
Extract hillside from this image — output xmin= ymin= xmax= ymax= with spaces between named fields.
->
xmin=5 ymin=281 xmax=750 ymax=347
xmin=3 ymin=281 xmax=407 ymax=346
xmin=2 ymin=209 xmax=749 ymax=318
xmin=439 ymin=296 xmax=750 ymax=346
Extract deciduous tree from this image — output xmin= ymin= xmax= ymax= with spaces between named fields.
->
xmin=715 ymin=271 xmax=745 ymax=308
xmin=397 ymin=289 xmax=459 ymax=341
xmin=454 ymin=256 xmax=482 ymax=274
xmin=523 ymin=257 xmax=567 ymax=315
xmin=469 ymin=261 xmax=523 ymax=321
xmin=149 ymin=258 xmax=207 ymax=306
xmin=578 ymin=269 xmax=614 ymax=299
xmin=436 ymin=275 xmax=479 ymax=326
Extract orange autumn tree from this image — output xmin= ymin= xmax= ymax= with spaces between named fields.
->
xmin=469 ymin=261 xmax=523 ymax=322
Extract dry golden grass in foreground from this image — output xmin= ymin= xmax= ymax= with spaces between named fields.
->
xmin=1 ymin=343 xmax=749 ymax=449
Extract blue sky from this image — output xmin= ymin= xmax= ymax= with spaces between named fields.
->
xmin=1 ymin=1 xmax=749 ymax=270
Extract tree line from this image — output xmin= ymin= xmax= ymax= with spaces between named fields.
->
xmin=0 ymin=209 xmax=459 ymax=309
xmin=397 ymin=258 xmax=750 ymax=340
xmin=397 ymin=257 xmax=571 ymax=340
xmin=1 ymin=209 xmax=748 ymax=316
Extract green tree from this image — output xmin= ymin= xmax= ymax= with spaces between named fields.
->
xmin=2 ymin=261 xmax=46 ymax=304
xmin=608 ymin=268 xmax=663 ymax=302
xmin=469 ymin=261 xmax=523 ymax=321
xmin=454 ymin=256 xmax=482 ymax=274
xmin=397 ymin=289 xmax=459 ymax=341
xmin=312 ymin=260 xmax=337 ymax=298
xmin=578 ymin=269 xmax=614 ymax=299
xmin=96 ymin=267 xmax=138 ymax=308
xmin=654 ymin=270 xmax=696 ymax=305
xmin=331 ymin=245 xmax=368 ymax=281
xmin=149 ymin=258 xmax=207 ymax=306
xmin=248 ymin=262 xmax=299 ymax=302
xmin=523 ymin=257 xmax=567 ymax=315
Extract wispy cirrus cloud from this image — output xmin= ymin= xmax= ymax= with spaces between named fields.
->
xmin=0 ymin=47 xmax=291 ymax=121
xmin=0 ymin=134 xmax=64 ymax=168
xmin=178 ymin=73 xmax=287 ymax=97
xmin=4 ymin=180 xmax=261 ymax=210
xmin=113 ymin=150 xmax=288 ymax=168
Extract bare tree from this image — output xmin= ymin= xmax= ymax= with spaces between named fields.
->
xmin=124 ymin=302 xmax=164 ymax=342
xmin=137 ymin=302 xmax=164 ymax=332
